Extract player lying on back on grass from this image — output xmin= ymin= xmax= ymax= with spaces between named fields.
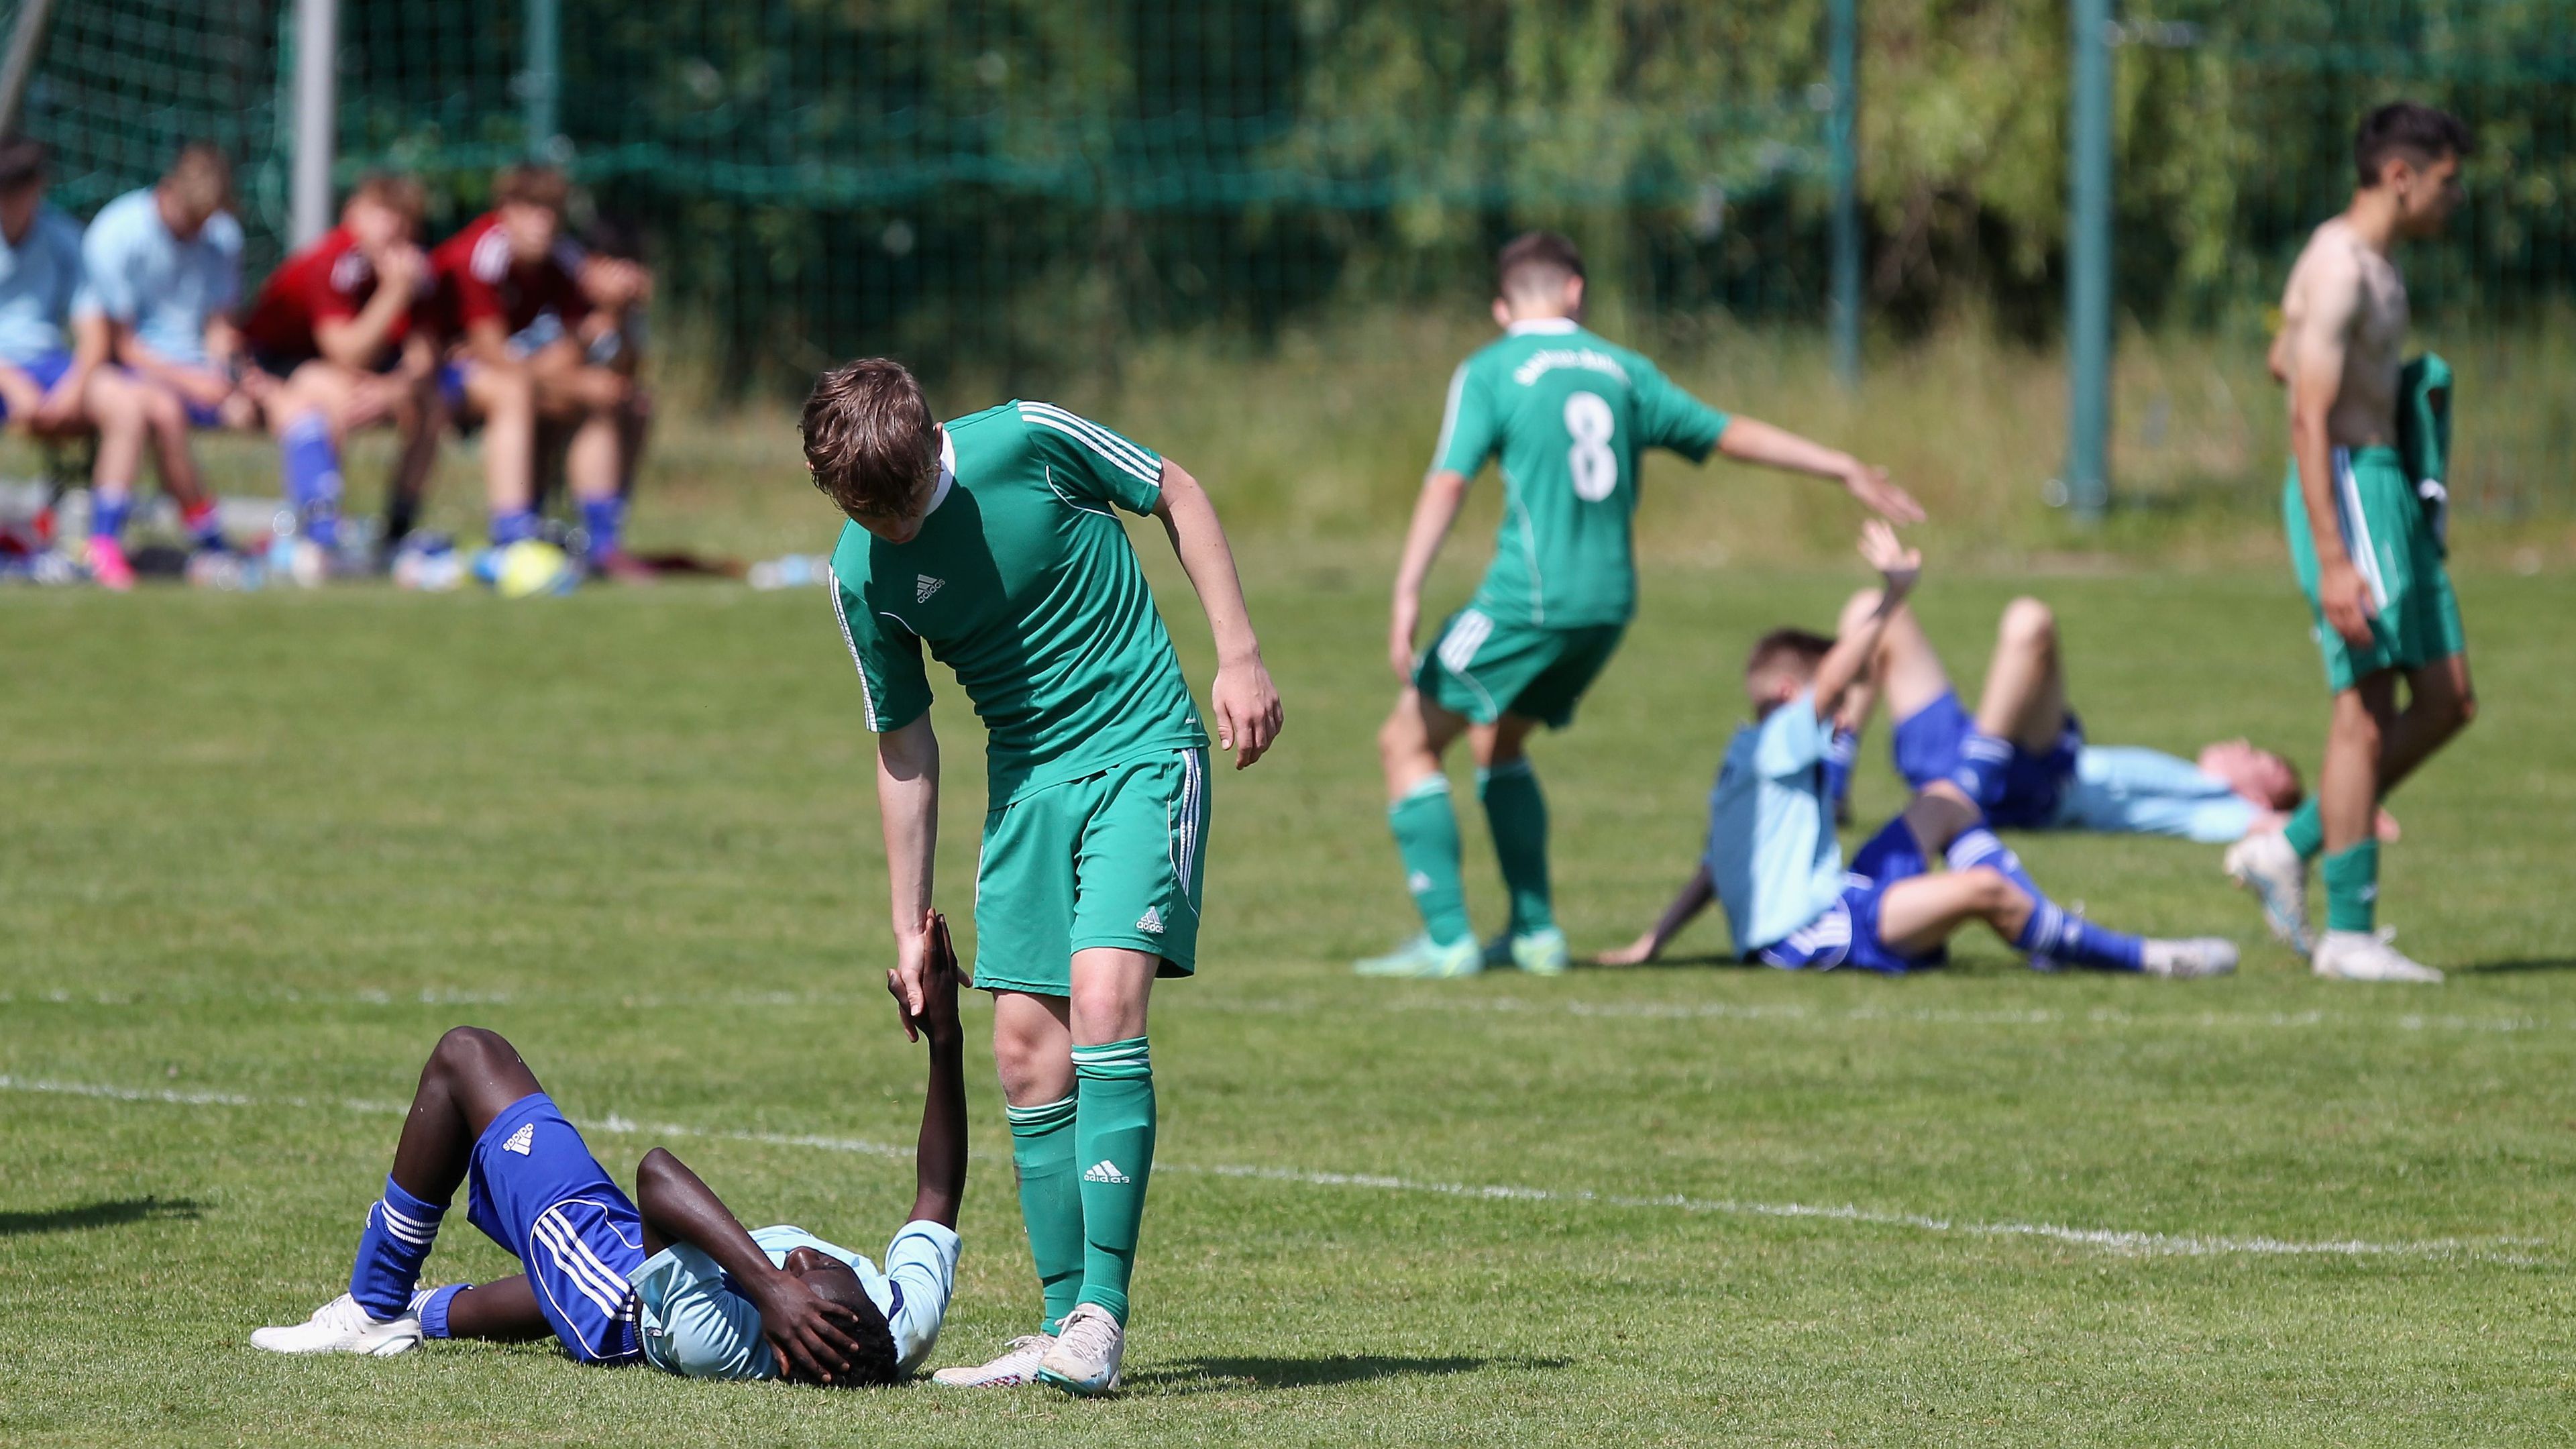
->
xmin=1599 ymin=523 xmax=2237 ymax=979
xmin=1821 ymin=590 xmax=2398 ymax=848
xmin=1356 ymin=230 xmax=1923 ymax=981
xmin=252 ymin=917 xmax=969 ymax=1385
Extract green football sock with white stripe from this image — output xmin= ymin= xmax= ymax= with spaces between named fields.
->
xmin=1478 ymin=758 xmax=1554 ymax=934
xmin=2322 ymin=839 xmax=2379 ymax=934
xmin=2282 ymin=797 xmax=2326 ymax=860
xmin=1389 ymin=774 xmax=1473 ymax=947
xmin=1006 ymin=1093 xmax=1085 ymax=1334
xmin=1071 ymin=1037 xmax=1156 ymax=1326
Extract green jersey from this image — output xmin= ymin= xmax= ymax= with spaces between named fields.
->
xmin=828 ymin=401 xmax=1208 ymax=804
xmin=1431 ymin=319 xmax=1732 ymax=628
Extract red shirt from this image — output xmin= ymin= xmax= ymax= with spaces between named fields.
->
xmin=427 ymin=211 xmax=588 ymax=343
xmin=240 ymin=225 xmax=417 ymax=367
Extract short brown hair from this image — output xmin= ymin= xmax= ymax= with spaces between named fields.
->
xmin=349 ymin=172 xmax=427 ymax=228
xmin=160 ymin=142 xmax=233 ymax=217
xmin=2355 ymin=102 xmax=2473 ymax=188
xmin=0 ymin=136 xmax=47 ymax=193
xmin=1746 ymin=627 xmax=1834 ymax=689
xmin=1497 ymin=231 xmax=1584 ymax=302
xmin=802 ymin=358 xmax=941 ymax=519
xmin=494 ymin=163 xmax=570 ymax=213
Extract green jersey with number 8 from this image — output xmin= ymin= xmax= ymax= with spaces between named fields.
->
xmin=1430 ymin=318 xmax=1732 ymax=629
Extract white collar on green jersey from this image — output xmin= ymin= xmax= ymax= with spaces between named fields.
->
xmin=1505 ymin=317 xmax=1580 ymax=335
xmin=924 ymin=425 xmax=957 ymax=515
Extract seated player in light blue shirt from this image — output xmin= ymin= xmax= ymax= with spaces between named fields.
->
xmin=254 ymin=916 xmax=969 ymax=1387
xmin=65 ymin=143 xmax=246 ymax=583
xmin=1601 ymin=525 xmax=2237 ymax=978
xmin=0 ymin=137 xmax=88 ymax=430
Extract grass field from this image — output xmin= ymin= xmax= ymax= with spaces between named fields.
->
xmin=6 ymin=557 xmax=2575 ymax=1446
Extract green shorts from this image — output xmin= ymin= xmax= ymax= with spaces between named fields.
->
xmin=971 ymin=747 xmax=1210 ymax=995
xmin=2284 ymin=445 xmax=2466 ymax=692
xmin=1414 ymin=608 xmax=1626 ymax=729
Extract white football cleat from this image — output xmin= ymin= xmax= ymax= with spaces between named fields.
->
xmin=930 ymin=1333 xmax=1055 ymax=1387
xmin=250 ymin=1293 xmax=421 ymax=1356
xmin=2313 ymin=928 xmax=2443 ymax=983
xmin=2224 ymin=830 xmax=2312 ymax=955
xmin=1035 ymin=1302 xmax=1124 ymax=1397
xmin=2141 ymin=936 xmax=2239 ymax=979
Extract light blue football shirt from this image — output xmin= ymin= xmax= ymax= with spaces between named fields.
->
xmin=1705 ymin=692 xmax=1847 ymax=953
xmin=72 ymin=188 xmax=241 ymax=367
xmin=2051 ymin=745 xmax=2257 ymax=844
xmin=0 ymin=207 xmax=83 ymax=365
xmin=630 ymin=1220 xmax=959 ymax=1381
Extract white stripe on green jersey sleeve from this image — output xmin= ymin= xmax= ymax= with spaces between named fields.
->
xmin=827 ymin=563 xmax=933 ymax=731
xmin=1018 ymin=401 xmax=1166 ymax=513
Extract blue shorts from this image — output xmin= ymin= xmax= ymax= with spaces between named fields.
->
xmin=1754 ymin=815 xmax=1944 ymax=975
xmin=0 ymin=351 xmax=71 ymax=419
xmin=464 ymin=1093 xmax=645 ymax=1365
xmin=1890 ymin=689 xmax=2082 ymax=830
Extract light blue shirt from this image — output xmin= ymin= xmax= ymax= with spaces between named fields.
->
xmin=1705 ymin=692 xmax=1847 ymax=953
xmin=0 ymin=206 xmax=83 ymax=364
xmin=630 ymin=1220 xmax=959 ymax=1381
xmin=72 ymin=189 xmax=241 ymax=367
xmin=2051 ymin=745 xmax=2257 ymax=844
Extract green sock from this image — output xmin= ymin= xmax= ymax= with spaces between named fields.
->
xmin=1389 ymin=775 xmax=1472 ymax=947
xmin=1070 ymin=1038 xmax=1156 ymax=1326
xmin=1005 ymin=1093 xmax=1084 ymax=1334
xmin=2321 ymin=839 xmax=2380 ymax=934
xmin=2282 ymin=797 xmax=2326 ymax=860
xmin=1478 ymin=759 xmax=1554 ymax=934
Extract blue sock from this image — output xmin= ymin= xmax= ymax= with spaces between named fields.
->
xmin=280 ymin=415 xmax=343 ymax=549
xmin=1949 ymin=731 xmax=2013 ymax=811
xmin=348 ymin=1176 xmax=447 ymax=1320
xmin=490 ymin=508 xmax=539 ymax=547
xmin=1947 ymin=826 xmax=2040 ymax=901
xmin=411 ymin=1283 xmax=468 ymax=1338
xmin=1824 ymin=728 xmax=1859 ymax=811
xmin=89 ymin=491 xmax=131 ymax=541
xmin=1950 ymin=826 xmax=2143 ymax=971
xmin=579 ymin=495 xmax=625 ymax=564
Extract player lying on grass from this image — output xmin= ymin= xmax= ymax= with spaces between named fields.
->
xmin=1357 ymin=230 xmax=1921 ymax=980
xmin=1822 ymin=590 xmax=2398 ymax=847
xmin=808 ymin=359 xmax=1281 ymax=1395
xmin=1600 ymin=523 xmax=2237 ymax=979
xmin=252 ymin=917 xmax=968 ymax=1385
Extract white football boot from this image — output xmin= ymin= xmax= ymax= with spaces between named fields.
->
xmin=2224 ymin=830 xmax=2313 ymax=955
xmin=2313 ymin=927 xmax=2443 ymax=983
xmin=250 ymin=1293 xmax=421 ymax=1356
xmin=2141 ymin=937 xmax=2240 ymax=979
xmin=1034 ymin=1303 xmax=1125 ymax=1397
xmin=930 ymin=1334 xmax=1056 ymax=1387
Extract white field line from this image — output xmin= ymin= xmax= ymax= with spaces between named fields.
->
xmin=0 ymin=1074 xmax=2535 ymax=1265
xmin=0 ymin=985 xmax=2556 ymax=1038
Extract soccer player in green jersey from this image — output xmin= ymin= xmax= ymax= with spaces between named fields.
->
xmin=1357 ymin=231 xmax=1923 ymax=979
xmin=805 ymin=359 xmax=1282 ymax=1395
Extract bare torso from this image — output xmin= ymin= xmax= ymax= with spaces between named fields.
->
xmin=2274 ymin=216 xmax=2408 ymax=446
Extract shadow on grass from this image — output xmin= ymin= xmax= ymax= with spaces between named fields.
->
xmin=2459 ymin=958 xmax=2576 ymax=975
xmin=1130 ymin=1353 xmax=1569 ymax=1394
xmin=0 ymin=1195 xmax=202 ymax=1237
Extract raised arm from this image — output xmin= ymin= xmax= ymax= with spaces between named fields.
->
xmin=1387 ymin=468 xmax=1472 ymax=682
xmin=1152 ymin=458 xmax=1283 ymax=769
xmin=634 ymin=1146 xmax=864 ymax=1382
xmin=905 ymin=913 xmax=968 ymax=1229
xmin=2282 ymin=251 xmax=2375 ymax=647
xmin=316 ymin=243 xmax=424 ymax=372
xmin=1597 ymin=861 xmax=1716 ymax=966
xmin=877 ymin=712 xmax=941 ymax=1038
xmin=1809 ymin=521 xmax=1921 ymax=720
xmin=1716 ymin=417 xmax=1923 ymax=525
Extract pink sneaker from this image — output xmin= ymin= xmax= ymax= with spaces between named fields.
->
xmin=86 ymin=536 xmax=136 ymax=591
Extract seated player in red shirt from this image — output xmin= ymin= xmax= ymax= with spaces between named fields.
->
xmin=240 ymin=174 xmax=442 ymax=569
xmin=425 ymin=165 xmax=649 ymax=580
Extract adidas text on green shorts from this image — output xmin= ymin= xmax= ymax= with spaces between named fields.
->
xmin=1415 ymin=606 xmax=1626 ymax=729
xmin=972 ymin=747 xmax=1211 ymax=994
xmin=2284 ymin=445 xmax=2466 ymax=692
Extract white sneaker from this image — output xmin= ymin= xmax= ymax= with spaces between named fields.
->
xmin=2313 ymin=927 xmax=2443 ymax=983
xmin=1034 ymin=1302 xmax=1124 ymax=1397
xmin=930 ymin=1333 xmax=1055 ymax=1387
xmin=250 ymin=1293 xmax=421 ymax=1356
xmin=2141 ymin=937 xmax=2239 ymax=979
xmin=2224 ymin=831 xmax=2312 ymax=954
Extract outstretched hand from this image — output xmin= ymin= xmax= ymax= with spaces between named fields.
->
xmin=1856 ymin=518 xmax=1921 ymax=596
xmin=886 ymin=908 xmax=941 ymax=1042
xmin=1843 ymin=462 xmax=1925 ymax=525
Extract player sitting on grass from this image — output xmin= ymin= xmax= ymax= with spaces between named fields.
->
xmin=1823 ymin=590 xmax=2397 ymax=848
xmin=1600 ymin=523 xmax=2237 ymax=978
xmin=252 ymin=917 xmax=968 ymax=1385
xmin=807 ymin=358 xmax=1282 ymax=1396
xmin=1356 ymin=230 xmax=1921 ymax=981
